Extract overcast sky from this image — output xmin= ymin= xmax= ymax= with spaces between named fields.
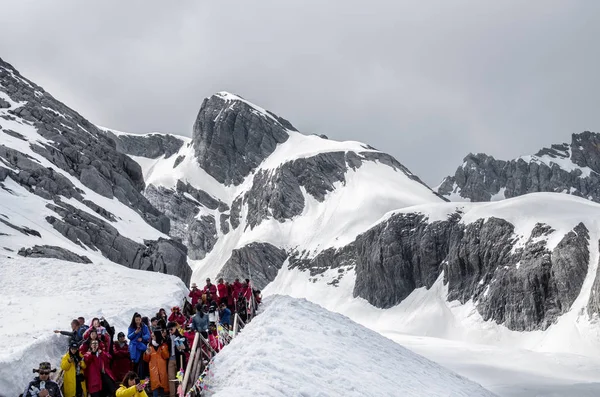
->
xmin=1 ymin=1 xmax=599 ymax=185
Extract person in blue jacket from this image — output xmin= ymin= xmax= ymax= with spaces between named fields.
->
xmin=127 ymin=312 xmax=150 ymax=379
xmin=219 ymin=302 xmax=232 ymax=329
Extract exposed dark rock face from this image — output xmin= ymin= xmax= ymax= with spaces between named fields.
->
xmin=0 ymin=58 xmax=190 ymax=282
xmin=188 ymin=216 xmax=217 ymax=260
xmin=444 ymin=220 xmax=589 ymax=331
xmin=291 ymin=209 xmax=590 ymax=331
xmin=235 ymin=150 xmax=440 ymax=230
xmin=353 ymin=213 xmax=460 ymax=309
xmin=217 ymin=242 xmax=288 ymax=290
xmin=587 ymin=246 xmax=600 ymax=317
xmin=191 ymin=93 xmax=292 ymax=185
xmin=230 ymin=197 xmax=242 ymax=230
xmin=45 ymin=200 xmax=191 ymax=283
xmin=141 ymin=238 xmax=190 ymax=283
xmin=289 ymin=244 xmax=357 ymax=287
xmin=0 ymin=215 xmax=41 ymax=238
xmin=145 ymin=184 xmax=200 ymax=242
xmin=220 ymin=214 xmax=230 ymax=235
xmin=105 ymin=131 xmax=184 ymax=159
xmin=0 ymin=57 xmax=169 ymax=233
xmin=18 ymin=245 xmax=91 ymax=264
xmin=176 ymin=180 xmax=224 ymax=210
xmin=144 ymin=183 xmax=223 ymax=260
xmin=173 ymin=155 xmax=185 ymax=168
xmin=438 ymin=132 xmax=600 ymax=202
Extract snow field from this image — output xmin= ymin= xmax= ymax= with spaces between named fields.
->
xmin=207 ymin=295 xmax=496 ymax=397
xmin=0 ymin=257 xmax=188 ymax=396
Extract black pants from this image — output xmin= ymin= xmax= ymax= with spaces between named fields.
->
xmin=75 ymin=377 xmax=83 ymax=397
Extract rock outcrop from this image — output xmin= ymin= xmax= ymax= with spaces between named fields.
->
xmin=0 ymin=57 xmax=169 ymax=233
xmin=106 ymin=131 xmax=185 ymax=159
xmin=18 ymin=245 xmax=92 ymax=264
xmin=438 ymin=132 xmax=600 ymax=202
xmin=293 ymin=209 xmax=590 ymax=331
xmin=217 ymin=242 xmax=288 ymax=290
xmin=0 ymin=58 xmax=190 ymax=283
xmin=192 ymin=93 xmax=292 ymax=185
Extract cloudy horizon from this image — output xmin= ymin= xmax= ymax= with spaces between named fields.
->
xmin=1 ymin=0 xmax=598 ymax=186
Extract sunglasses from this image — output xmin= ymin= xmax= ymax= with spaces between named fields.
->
xmin=39 ymin=371 xmax=50 ymax=375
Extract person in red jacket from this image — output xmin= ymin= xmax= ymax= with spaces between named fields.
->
xmin=188 ymin=283 xmax=203 ymax=308
xmin=203 ymin=278 xmax=217 ymax=297
xmin=168 ymin=306 xmax=186 ymax=326
xmin=111 ymin=332 xmax=131 ymax=383
xmin=232 ymin=278 xmax=242 ymax=311
xmin=216 ymin=278 xmax=228 ymax=305
xmin=83 ymin=339 xmax=116 ymax=397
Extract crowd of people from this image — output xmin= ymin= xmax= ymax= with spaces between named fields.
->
xmin=22 ymin=277 xmax=262 ymax=397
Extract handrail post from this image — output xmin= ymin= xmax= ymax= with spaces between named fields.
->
xmin=181 ymin=331 xmax=200 ymax=392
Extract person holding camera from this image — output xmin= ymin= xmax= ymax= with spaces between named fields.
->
xmin=115 ymin=371 xmax=149 ymax=397
xmin=61 ymin=342 xmax=87 ymax=397
xmin=127 ymin=313 xmax=151 ymax=379
xmin=83 ymin=339 xmax=116 ymax=397
xmin=112 ymin=332 xmax=132 ymax=384
xmin=143 ymin=331 xmax=170 ymax=397
xmin=23 ymin=362 xmax=62 ymax=397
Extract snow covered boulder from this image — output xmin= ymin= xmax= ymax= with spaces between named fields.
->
xmin=207 ymin=295 xmax=496 ymax=396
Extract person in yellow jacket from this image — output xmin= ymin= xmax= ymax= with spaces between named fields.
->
xmin=60 ymin=342 xmax=87 ymax=397
xmin=116 ymin=371 xmax=149 ymax=397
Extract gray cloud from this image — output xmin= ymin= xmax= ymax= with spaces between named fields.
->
xmin=1 ymin=0 xmax=599 ymax=186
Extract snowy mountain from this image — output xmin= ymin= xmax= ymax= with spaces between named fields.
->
xmin=437 ymin=132 xmax=600 ymax=202
xmin=3 ymin=56 xmax=600 ymax=395
xmin=106 ymin=91 xmax=444 ymax=289
xmin=208 ymin=295 xmax=496 ymax=397
xmin=0 ymin=57 xmax=191 ymax=283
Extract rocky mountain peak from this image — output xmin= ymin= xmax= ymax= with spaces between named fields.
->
xmin=438 ymin=131 xmax=600 ymax=203
xmin=192 ymin=92 xmax=296 ymax=186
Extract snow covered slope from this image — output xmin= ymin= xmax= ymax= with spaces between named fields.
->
xmin=0 ymin=57 xmax=193 ymax=395
xmin=0 ymin=57 xmax=191 ymax=283
xmin=0 ymin=256 xmax=187 ymax=396
xmin=263 ymin=192 xmax=600 ymax=395
xmin=207 ymin=295 xmax=496 ymax=397
xmin=110 ymin=91 xmax=444 ymax=284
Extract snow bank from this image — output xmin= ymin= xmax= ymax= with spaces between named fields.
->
xmin=208 ymin=295 xmax=495 ymax=397
xmin=0 ymin=257 xmax=188 ymax=396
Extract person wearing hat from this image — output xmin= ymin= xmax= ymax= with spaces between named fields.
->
xmin=24 ymin=362 xmax=61 ymax=397
xmin=167 ymin=306 xmax=186 ymax=327
xmin=112 ymin=332 xmax=131 ymax=383
xmin=188 ymin=282 xmax=203 ymax=308
xmin=61 ymin=342 xmax=87 ymax=397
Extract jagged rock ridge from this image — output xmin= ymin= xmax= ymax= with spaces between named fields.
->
xmin=0 ymin=58 xmax=191 ymax=283
xmin=438 ymin=132 xmax=600 ymax=202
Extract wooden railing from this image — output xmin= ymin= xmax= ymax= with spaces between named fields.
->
xmin=180 ymin=311 xmax=247 ymax=394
